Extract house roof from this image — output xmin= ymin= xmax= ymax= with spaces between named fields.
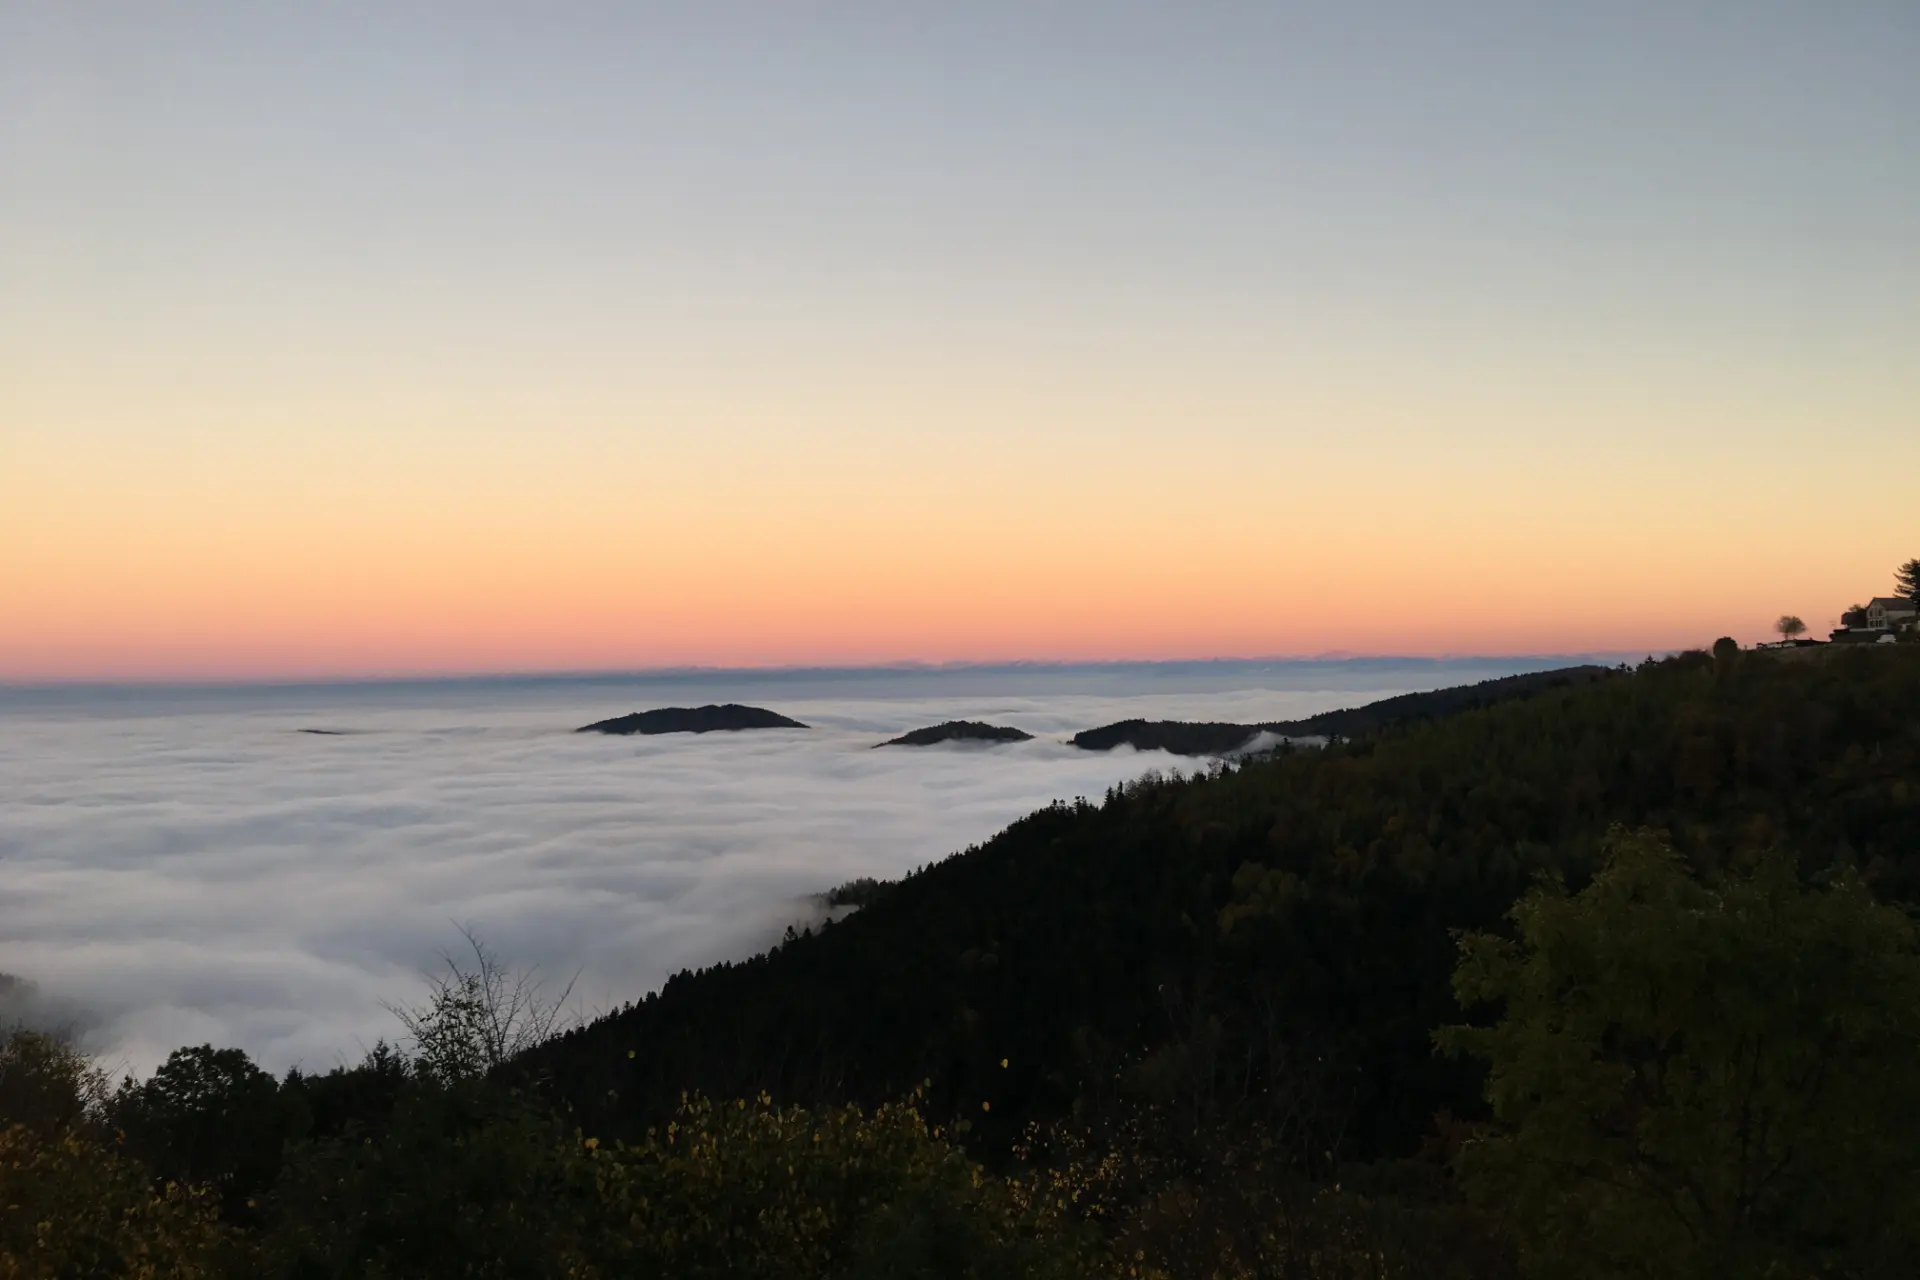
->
xmin=1868 ymin=597 xmax=1918 ymax=611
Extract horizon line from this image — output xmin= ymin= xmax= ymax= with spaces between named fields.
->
xmin=0 ymin=650 xmax=1659 ymax=694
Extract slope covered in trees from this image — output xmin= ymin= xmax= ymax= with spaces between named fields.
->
xmin=533 ymin=647 xmax=1920 ymax=1163
xmin=1070 ymin=663 xmax=1615 ymax=754
xmin=1262 ymin=663 xmax=1615 ymax=737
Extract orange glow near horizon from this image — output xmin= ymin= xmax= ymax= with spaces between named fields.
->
xmin=7 ymin=7 xmax=1916 ymax=683
xmin=6 ymin=356 xmax=1912 ymax=682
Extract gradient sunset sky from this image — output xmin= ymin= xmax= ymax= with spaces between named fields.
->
xmin=4 ymin=2 xmax=1916 ymax=681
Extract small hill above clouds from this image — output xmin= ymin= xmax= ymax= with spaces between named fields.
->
xmin=576 ymin=704 xmax=810 ymax=735
xmin=875 ymin=721 xmax=1034 ymax=748
xmin=1069 ymin=719 xmax=1262 ymax=755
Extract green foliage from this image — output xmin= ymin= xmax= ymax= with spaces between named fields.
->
xmin=1440 ymin=828 xmax=1920 ymax=1279
xmin=0 ymin=1027 xmax=107 ymax=1139
xmin=0 ymin=1029 xmax=228 ymax=1279
xmin=259 ymin=1077 xmax=596 ymax=1279
xmin=1018 ymin=1107 xmax=1512 ymax=1280
xmin=113 ymin=1046 xmax=292 ymax=1221
xmin=825 ymin=877 xmax=893 ymax=909
xmin=386 ymin=926 xmax=576 ymax=1084
xmin=583 ymin=1093 xmax=1089 ymax=1279
xmin=0 ymin=1123 xmax=229 ymax=1280
xmin=252 ymin=1079 xmax=1089 ymax=1279
xmin=280 ymin=1041 xmax=410 ymax=1146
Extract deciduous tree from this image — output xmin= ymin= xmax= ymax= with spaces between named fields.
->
xmin=386 ymin=925 xmax=577 ymax=1082
xmin=1440 ymin=829 xmax=1920 ymax=1279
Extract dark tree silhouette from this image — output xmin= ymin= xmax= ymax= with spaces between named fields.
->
xmin=1897 ymin=558 xmax=1920 ymax=605
xmin=386 ymin=925 xmax=579 ymax=1082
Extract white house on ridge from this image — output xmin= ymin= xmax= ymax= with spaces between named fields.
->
xmin=1864 ymin=597 xmax=1919 ymax=632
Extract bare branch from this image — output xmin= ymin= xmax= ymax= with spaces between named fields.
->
xmin=385 ymin=924 xmax=580 ymax=1080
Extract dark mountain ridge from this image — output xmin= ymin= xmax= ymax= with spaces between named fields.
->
xmin=577 ymin=704 xmax=809 ymax=734
xmin=1265 ymin=663 xmax=1616 ymax=738
xmin=877 ymin=721 xmax=1034 ymax=748
xmin=1068 ymin=719 xmax=1269 ymax=754
xmin=1071 ymin=664 xmax=1616 ymax=754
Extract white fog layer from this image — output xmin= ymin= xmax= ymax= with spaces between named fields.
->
xmin=0 ymin=659 xmax=1595 ymax=1076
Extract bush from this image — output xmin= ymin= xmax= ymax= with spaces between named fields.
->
xmin=0 ymin=1029 xmax=228 ymax=1279
xmin=0 ymin=1027 xmax=107 ymax=1139
xmin=582 ymin=1092 xmax=1091 ymax=1279
xmin=112 ymin=1046 xmax=292 ymax=1222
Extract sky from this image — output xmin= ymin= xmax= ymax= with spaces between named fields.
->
xmin=4 ymin=1 xmax=1916 ymax=680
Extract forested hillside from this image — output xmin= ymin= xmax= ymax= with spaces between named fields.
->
xmin=533 ymin=646 xmax=1920 ymax=1161
xmin=1262 ymin=663 xmax=1615 ymax=737
xmin=1068 ymin=664 xmax=1614 ymax=754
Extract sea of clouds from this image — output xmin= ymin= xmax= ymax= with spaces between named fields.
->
xmin=0 ymin=658 xmax=1590 ymax=1077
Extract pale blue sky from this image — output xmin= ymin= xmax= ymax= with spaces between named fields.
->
xmin=4 ymin=2 xmax=1918 ymax=676
xmin=10 ymin=2 xmax=1915 ymax=371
